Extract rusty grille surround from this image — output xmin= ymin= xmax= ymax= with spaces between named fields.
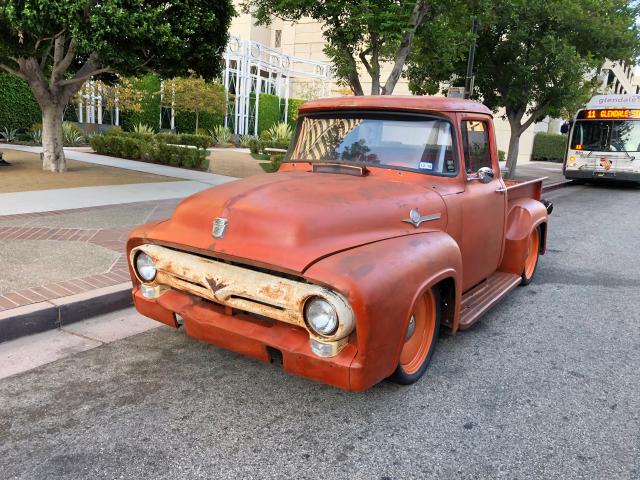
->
xmin=130 ymin=244 xmax=355 ymax=341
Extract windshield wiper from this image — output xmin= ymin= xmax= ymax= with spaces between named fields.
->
xmin=618 ymin=148 xmax=635 ymax=160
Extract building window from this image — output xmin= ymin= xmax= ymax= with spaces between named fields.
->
xmin=274 ymin=30 xmax=282 ymax=48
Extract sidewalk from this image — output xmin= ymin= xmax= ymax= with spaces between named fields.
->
xmin=501 ymin=160 xmax=567 ymax=187
xmin=0 ymin=180 xmax=211 ymax=215
xmin=0 ymin=198 xmax=181 ymax=335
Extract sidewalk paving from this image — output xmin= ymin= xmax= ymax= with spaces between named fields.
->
xmin=0 ymin=198 xmax=180 ymax=314
xmin=0 ymin=180 xmax=212 ymax=215
xmin=500 ymin=160 xmax=566 ymax=186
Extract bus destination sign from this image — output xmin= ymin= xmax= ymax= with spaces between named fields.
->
xmin=579 ymin=109 xmax=640 ymax=120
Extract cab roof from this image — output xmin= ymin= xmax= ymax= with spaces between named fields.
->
xmin=298 ymin=95 xmax=493 ymax=116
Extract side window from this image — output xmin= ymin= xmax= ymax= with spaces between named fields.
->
xmin=461 ymin=121 xmax=492 ymax=173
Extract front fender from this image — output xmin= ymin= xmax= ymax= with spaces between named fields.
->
xmin=499 ymin=198 xmax=548 ymax=275
xmin=304 ymin=231 xmax=462 ymax=391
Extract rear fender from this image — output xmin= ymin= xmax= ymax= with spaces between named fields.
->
xmin=304 ymin=232 xmax=462 ymax=390
xmin=499 ymin=198 xmax=548 ymax=275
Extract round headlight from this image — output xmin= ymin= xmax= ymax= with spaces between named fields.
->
xmin=135 ymin=252 xmax=157 ymax=282
xmin=304 ymin=297 xmax=338 ymax=336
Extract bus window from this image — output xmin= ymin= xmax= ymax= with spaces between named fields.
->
xmin=570 ymin=121 xmax=610 ymax=151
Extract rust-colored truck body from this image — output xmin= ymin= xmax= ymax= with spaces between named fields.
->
xmin=127 ymin=96 xmax=550 ymax=391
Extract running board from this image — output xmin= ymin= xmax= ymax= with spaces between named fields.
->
xmin=458 ymin=272 xmax=522 ymax=329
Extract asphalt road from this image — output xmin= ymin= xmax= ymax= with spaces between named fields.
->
xmin=1 ymin=183 xmax=639 ymax=479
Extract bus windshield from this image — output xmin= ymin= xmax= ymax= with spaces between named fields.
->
xmin=571 ymin=120 xmax=640 ymax=152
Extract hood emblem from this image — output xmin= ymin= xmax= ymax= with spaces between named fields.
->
xmin=212 ymin=217 xmax=228 ymax=238
xmin=403 ymin=208 xmax=441 ymax=228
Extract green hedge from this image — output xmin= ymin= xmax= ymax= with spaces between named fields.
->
xmin=154 ymin=132 xmax=211 ymax=148
xmin=120 ymin=74 xmax=161 ymax=132
xmin=0 ymin=72 xmax=42 ymax=132
xmin=285 ymin=98 xmax=306 ymax=127
xmin=174 ymin=110 xmax=225 ymax=134
xmin=256 ymin=93 xmax=281 ymax=133
xmin=89 ymin=135 xmax=208 ymax=169
xmin=532 ymin=132 xmax=567 ymax=162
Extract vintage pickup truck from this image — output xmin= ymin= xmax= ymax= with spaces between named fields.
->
xmin=126 ymin=96 xmax=552 ymax=391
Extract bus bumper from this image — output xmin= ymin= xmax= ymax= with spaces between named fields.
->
xmin=565 ymin=169 xmax=640 ymax=182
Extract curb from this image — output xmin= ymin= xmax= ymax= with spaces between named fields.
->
xmin=0 ymin=282 xmax=132 ymax=344
xmin=542 ymin=179 xmax=574 ymax=192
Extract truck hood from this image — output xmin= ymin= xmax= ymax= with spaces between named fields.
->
xmin=146 ymin=171 xmax=447 ymax=273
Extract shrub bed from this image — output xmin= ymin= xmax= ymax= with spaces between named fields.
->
xmin=176 ymin=133 xmax=211 ymax=149
xmin=89 ymin=135 xmax=208 ymax=169
xmin=532 ymin=132 xmax=567 ymax=162
xmin=153 ymin=132 xmax=211 ymax=148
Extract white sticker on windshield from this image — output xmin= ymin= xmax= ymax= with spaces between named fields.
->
xmin=419 ymin=162 xmax=433 ymax=170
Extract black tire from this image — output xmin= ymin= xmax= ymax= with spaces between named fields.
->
xmin=389 ymin=287 xmax=441 ymax=385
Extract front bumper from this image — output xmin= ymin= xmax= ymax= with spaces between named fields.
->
xmin=133 ymin=287 xmax=370 ymax=391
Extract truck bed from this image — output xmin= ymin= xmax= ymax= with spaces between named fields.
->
xmin=504 ymin=177 xmax=546 ymax=202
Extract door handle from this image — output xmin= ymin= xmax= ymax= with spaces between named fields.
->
xmin=495 ymin=187 xmax=507 ymax=193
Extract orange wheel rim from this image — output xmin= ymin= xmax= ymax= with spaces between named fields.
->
xmin=524 ymin=228 xmax=540 ymax=279
xmin=399 ymin=290 xmax=436 ymax=375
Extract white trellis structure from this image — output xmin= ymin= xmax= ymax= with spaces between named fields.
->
xmin=73 ymin=36 xmax=332 ymax=133
xmin=223 ymin=35 xmax=333 ymax=135
xmin=76 ymin=80 xmax=116 ymax=126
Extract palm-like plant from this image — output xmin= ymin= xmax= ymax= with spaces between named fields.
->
xmin=239 ymin=134 xmax=258 ymax=148
xmin=30 ymin=128 xmax=43 ymax=145
xmin=262 ymin=122 xmax=292 ymax=148
xmin=0 ymin=127 xmax=17 ymax=142
xmin=209 ymin=125 xmax=232 ymax=145
xmin=133 ymin=123 xmax=155 ymax=135
xmin=62 ymin=122 xmax=85 ymax=146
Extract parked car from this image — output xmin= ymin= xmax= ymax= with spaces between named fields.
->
xmin=126 ymin=96 xmax=552 ymax=391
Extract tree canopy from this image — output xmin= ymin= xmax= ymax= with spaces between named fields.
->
xmin=245 ymin=0 xmax=432 ymax=95
xmin=0 ymin=0 xmax=234 ymax=171
xmin=171 ymin=75 xmax=226 ymax=133
xmin=407 ymin=0 xmax=640 ymax=177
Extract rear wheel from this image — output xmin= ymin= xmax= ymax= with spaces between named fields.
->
xmin=521 ymin=226 xmax=541 ymax=285
xmin=390 ymin=287 xmax=440 ymax=385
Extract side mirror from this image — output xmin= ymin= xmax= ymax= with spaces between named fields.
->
xmin=560 ymin=122 xmax=571 ymax=134
xmin=476 ymin=166 xmax=495 ymax=183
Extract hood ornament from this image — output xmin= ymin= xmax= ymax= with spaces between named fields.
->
xmin=403 ymin=208 xmax=441 ymax=228
xmin=212 ymin=217 xmax=228 ymax=238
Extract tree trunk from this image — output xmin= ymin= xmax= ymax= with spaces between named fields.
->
xmin=505 ymin=128 xmax=521 ymax=179
xmin=195 ymin=111 xmax=199 ymax=133
xmin=41 ymin=105 xmax=66 ymax=173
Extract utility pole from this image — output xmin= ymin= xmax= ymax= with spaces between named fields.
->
xmin=464 ymin=17 xmax=479 ymax=99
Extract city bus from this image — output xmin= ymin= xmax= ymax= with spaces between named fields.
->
xmin=563 ymin=94 xmax=640 ymax=184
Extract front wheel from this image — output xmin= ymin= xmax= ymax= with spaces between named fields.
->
xmin=521 ymin=226 xmax=541 ymax=285
xmin=389 ymin=287 xmax=441 ymax=385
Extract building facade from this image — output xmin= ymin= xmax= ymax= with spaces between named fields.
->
xmin=229 ymin=4 xmax=638 ymax=163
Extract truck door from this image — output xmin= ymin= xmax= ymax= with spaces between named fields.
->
xmin=459 ymin=118 xmax=506 ymax=291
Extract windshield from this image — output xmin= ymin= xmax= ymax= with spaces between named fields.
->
xmin=288 ymin=113 xmax=457 ymax=174
xmin=571 ymin=120 xmax=640 ymax=152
